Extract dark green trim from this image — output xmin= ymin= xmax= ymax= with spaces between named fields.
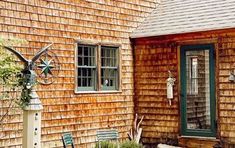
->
xmin=180 ymin=44 xmax=216 ymax=137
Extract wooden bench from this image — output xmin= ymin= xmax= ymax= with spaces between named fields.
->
xmin=97 ymin=129 xmax=119 ymax=148
xmin=62 ymin=133 xmax=74 ymax=148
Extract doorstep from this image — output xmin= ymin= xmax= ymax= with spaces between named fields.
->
xmin=178 ymin=136 xmax=220 ymax=148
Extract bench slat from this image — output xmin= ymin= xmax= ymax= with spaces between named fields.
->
xmin=97 ymin=129 xmax=119 ymax=141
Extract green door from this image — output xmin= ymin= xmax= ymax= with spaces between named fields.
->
xmin=180 ymin=44 xmax=216 ymax=137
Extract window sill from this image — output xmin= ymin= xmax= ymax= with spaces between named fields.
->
xmin=74 ymin=90 xmax=122 ymax=94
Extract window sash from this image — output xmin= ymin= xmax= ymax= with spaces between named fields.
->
xmin=77 ymin=67 xmax=96 ymax=91
xmin=101 ymin=46 xmax=118 ymax=91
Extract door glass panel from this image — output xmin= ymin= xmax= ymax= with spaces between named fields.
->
xmin=186 ymin=50 xmax=211 ymax=130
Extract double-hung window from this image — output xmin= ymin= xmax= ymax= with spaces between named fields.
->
xmin=76 ymin=43 xmax=120 ymax=92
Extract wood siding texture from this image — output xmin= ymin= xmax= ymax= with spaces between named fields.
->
xmin=133 ymin=42 xmax=179 ymax=144
xmin=0 ymin=0 xmax=157 ymax=147
xmin=133 ymin=29 xmax=235 ymax=146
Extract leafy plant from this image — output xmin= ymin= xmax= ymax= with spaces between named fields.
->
xmin=0 ymin=40 xmax=23 ymax=87
xmin=0 ymin=36 xmax=26 ymax=138
xmin=95 ymin=141 xmax=118 ymax=148
xmin=0 ymin=36 xmax=29 ymax=108
xmin=94 ymin=140 xmax=144 ymax=148
xmin=120 ymin=140 xmax=143 ymax=148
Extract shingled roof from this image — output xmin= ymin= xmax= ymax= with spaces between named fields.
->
xmin=131 ymin=0 xmax=235 ymax=38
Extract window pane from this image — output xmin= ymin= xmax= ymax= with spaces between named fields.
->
xmin=101 ymin=68 xmax=117 ymax=89
xmin=88 ymin=77 xmax=92 ymax=86
xmin=78 ymin=57 xmax=82 ymax=66
xmin=82 ymin=68 xmax=86 ymax=76
xmin=84 ymin=57 xmax=88 ymax=66
xmin=82 ymin=78 xmax=86 ymax=87
xmin=191 ymin=58 xmax=198 ymax=78
xmin=77 ymin=76 xmax=81 ymax=87
xmin=84 ymin=46 xmax=88 ymax=56
xmin=187 ymin=56 xmax=198 ymax=94
xmin=78 ymin=46 xmax=82 ymax=56
xmin=186 ymin=50 xmax=210 ymax=130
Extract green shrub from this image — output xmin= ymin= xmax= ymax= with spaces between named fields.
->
xmin=95 ymin=141 xmax=118 ymax=148
xmin=0 ymin=36 xmax=26 ymax=107
xmin=0 ymin=37 xmax=24 ymax=88
xmin=120 ymin=141 xmax=143 ymax=148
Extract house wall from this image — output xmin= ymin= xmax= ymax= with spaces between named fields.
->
xmin=133 ymin=29 xmax=235 ymax=146
xmin=0 ymin=0 xmax=157 ymax=147
xmin=133 ymin=41 xmax=179 ymax=144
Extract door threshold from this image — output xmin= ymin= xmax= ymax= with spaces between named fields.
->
xmin=179 ymin=136 xmax=218 ymax=141
xmin=178 ymin=136 xmax=220 ymax=147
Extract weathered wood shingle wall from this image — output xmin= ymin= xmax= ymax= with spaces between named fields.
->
xmin=133 ymin=41 xmax=179 ymax=144
xmin=133 ymin=29 xmax=235 ymax=145
xmin=0 ymin=0 xmax=157 ymax=147
xmin=218 ymin=34 xmax=235 ymax=145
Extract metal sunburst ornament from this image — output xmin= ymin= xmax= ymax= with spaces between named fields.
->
xmin=38 ymin=58 xmax=54 ymax=76
xmin=36 ymin=50 xmax=60 ymax=85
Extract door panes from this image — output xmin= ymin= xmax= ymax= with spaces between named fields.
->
xmin=186 ymin=50 xmax=211 ymax=130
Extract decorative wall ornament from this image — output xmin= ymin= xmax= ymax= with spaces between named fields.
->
xmin=167 ymin=71 xmax=176 ymax=106
xmin=35 ymin=50 xmax=60 ymax=85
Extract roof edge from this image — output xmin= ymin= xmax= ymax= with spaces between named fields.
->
xmin=130 ymin=26 xmax=235 ymax=39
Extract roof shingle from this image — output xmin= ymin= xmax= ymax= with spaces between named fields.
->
xmin=131 ymin=0 xmax=235 ymax=38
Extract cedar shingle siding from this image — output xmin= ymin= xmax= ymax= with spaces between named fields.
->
xmin=0 ymin=0 xmax=157 ymax=147
xmin=133 ymin=30 xmax=235 ymax=146
xmin=134 ymin=40 xmax=179 ymax=144
xmin=131 ymin=0 xmax=235 ymax=146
